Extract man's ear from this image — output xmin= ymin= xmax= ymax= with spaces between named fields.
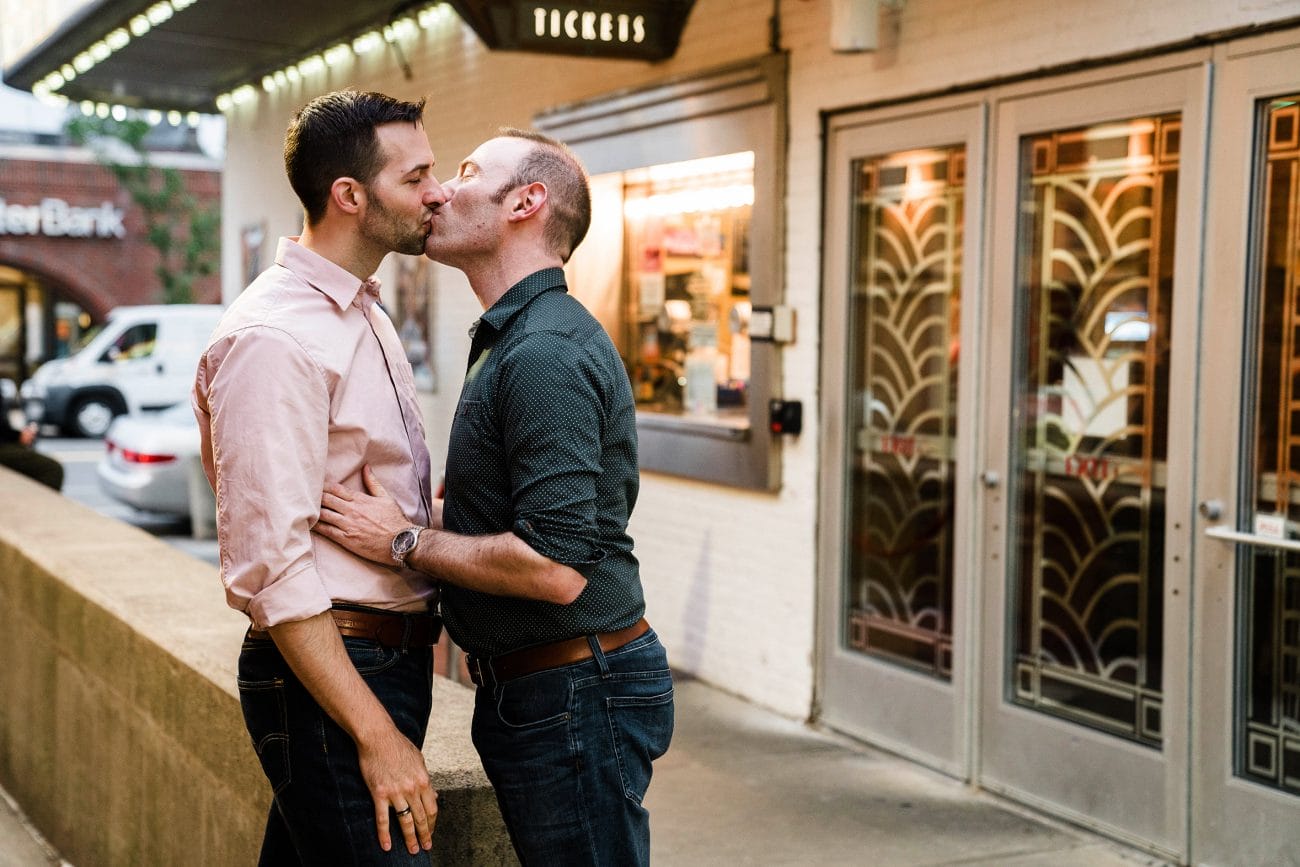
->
xmin=330 ymin=177 xmax=366 ymax=216
xmin=507 ymin=182 xmax=548 ymax=223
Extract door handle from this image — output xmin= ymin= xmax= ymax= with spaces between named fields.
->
xmin=1198 ymin=499 xmax=1224 ymax=521
xmin=980 ymin=470 xmax=1000 ymax=489
xmin=1204 ymin=525 xmax=1300 ymax=554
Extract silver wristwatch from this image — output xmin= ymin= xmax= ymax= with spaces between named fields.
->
xmin=391 ymin=526 xmax=424 ymax=566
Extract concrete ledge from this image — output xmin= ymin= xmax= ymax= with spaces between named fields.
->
xmin=0 ymin=467 xmax=514 ymax=866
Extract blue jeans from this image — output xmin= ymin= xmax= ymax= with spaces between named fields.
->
xmin=471 ymin=629 xmax=675 ymax=866
xmin=237 ymin=630 xmax=434 ymax=866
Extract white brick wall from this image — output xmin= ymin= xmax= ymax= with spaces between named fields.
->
xmin=220 ymin=0 xmax=1300 ymax=720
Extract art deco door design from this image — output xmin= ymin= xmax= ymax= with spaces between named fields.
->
xmin=1007 ymin=115 xmax=1180 ymax=746
xmin=845 ymin=146 xmax=963 ymax=679
xmin=1241 ymin=95 xmax=1300 ymax=795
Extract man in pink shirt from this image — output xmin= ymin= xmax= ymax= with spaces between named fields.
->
xmin=192 ymin=90 xmax=447 ymax=864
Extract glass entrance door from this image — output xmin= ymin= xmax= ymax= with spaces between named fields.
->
xmin=818 ymin=101 xmax=985 ymax=775
xmin=1194 ymin=35 xmax=1300 ymax=866
xmin=978 ymin=63 xmax=1208 ymax=860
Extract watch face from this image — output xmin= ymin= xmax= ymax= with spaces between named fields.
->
xmin=394 ymin=529 xmax=417 ymax=555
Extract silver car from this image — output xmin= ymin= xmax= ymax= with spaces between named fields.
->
xmin=97 ymin=403 xmax=208 ymax=517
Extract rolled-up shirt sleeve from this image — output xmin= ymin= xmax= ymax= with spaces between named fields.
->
xmin=498 ymin=334 xmax=609 ymax=571
xmin=195 ymin=325 xmax=333 ymax=628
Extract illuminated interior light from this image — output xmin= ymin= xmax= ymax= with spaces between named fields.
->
xmin=90 ymin=41 xmax=111 ymax=62
xmin=46 ymin=71 xmax=66 ymax=90
xmin=61 ymin=64 xmax=76 ymax=81
xmin=232 ymin=84 xmax=257 ymax=105
xmin=297 ymin=55 xmax=325 ymax=76
xmin=145 ymin=110 xmax=162 ymax=124
xmin=31 ymin=82 xmax=51 ymax=99
xmin=285 ymin=65 xmax=301 ymax=83
xmin=186 ymin=112 xmax=200 ymax=128
xmin=106 ymin=28 xmax=131 ymax=50
xmin=95 ymin=103 xmax=111 ymax=118
xmin=147 ymin=2 xmax=174 ymax=25
xmin=262 ymin=75 xmax=277 ymax=92
xmin=393 ymin=18 xmax=418 ymax=38
xmin=111 ymin=104 xmax=127 ymax=121
xmin=273 ymin=70 xmax=288 ymax=87
xmin=215 ymin=93 xmax=233 ymax=112
xmin=130 ymin=15 xmax=151 ymax=36
xmin=80 ymin=101 xmax=95 ymax=116
xmin=324 ymin=44 xmax=352 ymax=67
xmin=353 ymin=31 xmax=382 ymax=53
xmin=73 ymin=52 xmax=94 ymax=73
xmin=636 ymin=152 xmax=755 ymax=184
xmin=171 ymin=0 xmax=199 ymax=10
xmin=167 ymin=110 xmax=183 ymax=125
xmin=622 ymin=184 xmax=755 ymax=220
xmin=418 ymin=7 xmax=438 ymax=27
xmin=383 ymin=25 xmax=396 ymax=43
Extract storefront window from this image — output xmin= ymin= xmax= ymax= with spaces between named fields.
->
xmin=0 ymin=287 xmax=19 ymax=382
xmin=56 ymin=302 xmax=95 ymax=359
xmin=620 ymin=151 xmax=754 ymax=425
xmin=545 ymin=54 xmax=785 ymax=489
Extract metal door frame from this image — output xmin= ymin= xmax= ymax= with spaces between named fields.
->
xmin=975 ymin=51 xmax=1212 ymax=862
xmin=1192 ymin=29 xmax=1300 ymax=867
xmin=816 ymin=94 xmax=988 ymax=779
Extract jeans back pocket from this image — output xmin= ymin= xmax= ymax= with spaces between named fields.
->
xmin=237 ymin=676 xmax=291 ymax=795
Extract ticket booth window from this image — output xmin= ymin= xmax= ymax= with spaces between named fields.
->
xmin=542 ymin=55 xmax=786 ymax=490
xmin=620 ymin=151 xmax=754 ymax=421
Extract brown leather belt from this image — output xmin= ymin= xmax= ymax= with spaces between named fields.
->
xmin=247 ymin=606 xmax=442 ymax=650
xmin=467 ymin=618 xmax=651 ymax=687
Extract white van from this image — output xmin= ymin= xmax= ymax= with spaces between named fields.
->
xmin=21 ymin=304 xmax=223 ymax=437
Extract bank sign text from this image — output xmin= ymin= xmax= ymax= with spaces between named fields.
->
xmin=0 ymin=198 xmax=126 ymax=239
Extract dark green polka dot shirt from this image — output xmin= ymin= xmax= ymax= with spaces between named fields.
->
xmin=441 ymin=267 xmax=645 ymax=657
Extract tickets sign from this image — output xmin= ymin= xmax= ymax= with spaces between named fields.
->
xmin=455 ymin=0 xmax=694 ymax=59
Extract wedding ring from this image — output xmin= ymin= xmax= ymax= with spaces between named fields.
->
xmin=396 ymin=806 xmax=413 ymax=817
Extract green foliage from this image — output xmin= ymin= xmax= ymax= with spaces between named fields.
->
xmin=66 ymin=116 xmax=220 ymax=304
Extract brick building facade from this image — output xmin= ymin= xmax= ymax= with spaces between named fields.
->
xmin=0 ymin=145 xmax=219 ymax=380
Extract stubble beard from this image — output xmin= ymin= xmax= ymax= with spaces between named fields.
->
xmin=363 ymin=187 xmax=429 ymax=256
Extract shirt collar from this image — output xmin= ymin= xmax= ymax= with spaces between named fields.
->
xmin=475 ymin=267 xmax=567 ymax=336
xmin=275 ymin=236 xmax=381 ymax=311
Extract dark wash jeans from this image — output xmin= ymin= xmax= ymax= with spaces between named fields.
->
xmin=472 ymin=629 xmax=675 ymax=866
xmin=237 ymin=629 xmax=434 ymax=867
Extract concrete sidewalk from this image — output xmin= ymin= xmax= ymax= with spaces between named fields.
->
xmin=0 ymin=789 xmax=62 ymax=867
xmin=647 ymin=677 xmax=1163 ymax=866
xmin=0 ymin=675 xmax=1163 ymax=866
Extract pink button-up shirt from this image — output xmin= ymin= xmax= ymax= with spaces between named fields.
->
xmin=193 ymin=237 xmax=435 ymax=629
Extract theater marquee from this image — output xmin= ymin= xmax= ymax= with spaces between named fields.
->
xmin=449 ymin=0 xmax=695 ymax=60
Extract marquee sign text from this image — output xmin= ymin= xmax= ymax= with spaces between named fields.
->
xmin=511 ymin=1 xmax=686 ymax=59
xmin=530 ymin=7 xmax=647 ymax=44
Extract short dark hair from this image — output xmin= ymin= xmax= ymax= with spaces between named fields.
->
xmin=491 ymin=127 xmax=591 ymax=262
xmin=284 ymin=90 xmax=426 ymax=225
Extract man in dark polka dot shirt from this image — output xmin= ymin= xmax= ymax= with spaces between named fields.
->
xmin=318 ymin=128 xmax=674 ymax=866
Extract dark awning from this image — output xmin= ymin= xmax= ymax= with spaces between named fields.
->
xmin=3 ymin=0 xmax=448 ymax=114
xmin=446 ymin=1 xmax=695 ymax=61
xmin=3 ymin=1 xmax=696 ymax=114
